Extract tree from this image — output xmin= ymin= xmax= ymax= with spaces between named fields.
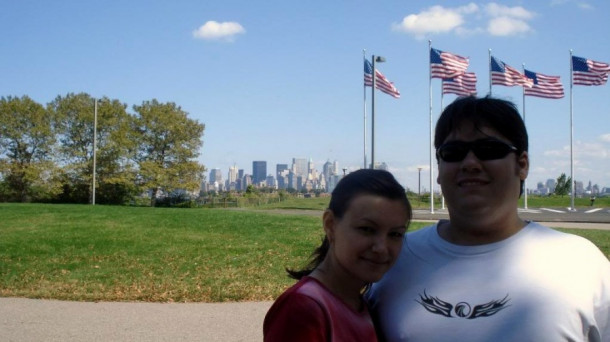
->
xmin=0 ymin=96 xmax=62 ymax=202
xmin=50 ymin=93 xmax=135 ymax=204
xmin=554 ymin=173 xmax=572 ymax=197
xmin=132 ymin=100 xmax=205 ymax=206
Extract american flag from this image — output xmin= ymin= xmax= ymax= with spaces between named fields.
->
xmin=572 ymin=56 xmax=610 ymax=86
xmin=442 ymin=72 xmax=477 ymax=96
xmin=523 ymin=70 xmax=564 ymax=99
xmin=430 ymin=48 xmax=469 ymax=79
xmin=364 ymin=59 xmax=400 ymax=98
xmin=491 ymin=56 xmax=533 ymax=87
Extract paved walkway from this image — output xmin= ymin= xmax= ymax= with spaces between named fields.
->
xmin=2 ymin=217 xmax=608 ymax=342
xmin=0 ymin=297 xmax=273 ymax=342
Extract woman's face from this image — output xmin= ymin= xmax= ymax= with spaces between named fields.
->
xmin=324 ymin=194 xmax=409 ymax=285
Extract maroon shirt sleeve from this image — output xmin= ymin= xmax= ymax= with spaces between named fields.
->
xmin=264 ymin=292 xmax=330 ymax=342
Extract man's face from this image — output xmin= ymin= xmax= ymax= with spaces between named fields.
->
xmin=437 ymin=122 xmax=528 ymax=218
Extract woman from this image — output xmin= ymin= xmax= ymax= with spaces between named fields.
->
xmin=263 ymin=169 xmax=412 ymax=341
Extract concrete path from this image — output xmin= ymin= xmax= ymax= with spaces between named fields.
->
xmin=0 ymin=297 xmax=273 ymax=342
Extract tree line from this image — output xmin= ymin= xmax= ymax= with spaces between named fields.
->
xmin=0 ymin=93 xmax=205 ymax=206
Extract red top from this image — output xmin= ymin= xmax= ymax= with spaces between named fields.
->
xmin=263 ymin=276 xmax=378 ymax=342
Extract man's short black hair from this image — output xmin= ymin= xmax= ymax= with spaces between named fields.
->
xmin=434 ymin=95 xmax=528 ymax=153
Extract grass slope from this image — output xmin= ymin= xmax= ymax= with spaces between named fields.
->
xmin=0 ymin=203 xmax=607 ymax=302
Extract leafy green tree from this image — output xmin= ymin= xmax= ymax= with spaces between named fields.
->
xmin=132 ymin=99 xmax=205 ymax=206
xmin=50 ymin=93 xmax=135 ymax=204
xmin=245 ymin=184 xmax=258 ymax=197
xmin=0 ymin=96 xmax=62 ymax=202
xmin=554 ymin=173 xmax=572 ymax=197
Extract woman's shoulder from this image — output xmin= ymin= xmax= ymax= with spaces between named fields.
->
xmin=264 ymin=278 xmax=328 ymax=341
xmin=267 ymin=277 xmax=327 ymax=315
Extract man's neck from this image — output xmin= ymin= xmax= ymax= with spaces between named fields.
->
xmin=438 ymin=212 xmax=527 ymax=245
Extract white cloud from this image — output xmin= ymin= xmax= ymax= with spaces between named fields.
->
xmin=485 ymin=3 xmax=534 ymax=20
xmin=544 ymin=141 xmax=609 ymax=159
xmin=192 ymin=21 xmax=245 ymax=42
xmin=600 ymin=133 xmax=610 ymax=143
xmin=392 ymin=4 xmax=478 ymax=39
xmin=550 ymin=0 xmax=593 ymax=10
xmin=394 ymin=2 xmax=535 ymax=38
xmin=485 ymin=3 xmax=534 ymax=36
xmin=577 ymin=2 xmax=594 ymax=10
xmin=487 ymin=17 xmax=532 ymax=36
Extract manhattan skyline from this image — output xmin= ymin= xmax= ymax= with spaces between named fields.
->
xmin=205 ymin=157 xmax=607 ymax=194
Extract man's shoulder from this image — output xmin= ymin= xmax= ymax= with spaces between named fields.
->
xmin=407 ymin=223 xmax=437 ymax=236
xmin=405 ymin=222 xmax=437 ymax=242
xmin=526 ymin=221 xmax=607 ymax=260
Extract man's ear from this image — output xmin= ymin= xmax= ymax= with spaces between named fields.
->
xmin=322 ymin=209 xmax=336 ymax=244
xmin=517 ymin=151 xmax=529 ymax=180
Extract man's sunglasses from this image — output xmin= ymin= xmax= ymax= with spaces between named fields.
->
xmin=436 ymin=138 xmax=518 ymax=162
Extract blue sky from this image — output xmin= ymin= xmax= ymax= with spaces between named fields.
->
xmin=2 ymin=1 xmax=609 ymax=192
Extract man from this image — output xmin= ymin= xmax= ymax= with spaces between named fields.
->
xmin=367 ymin=96 xmax=610 ymax=341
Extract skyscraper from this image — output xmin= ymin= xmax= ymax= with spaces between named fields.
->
xmin=276 ymin=164 xmax=289 ymax=189
xmin=252 ymin=161 xmax=267 ymax=185
xmin=292 ymin=158 xmax=308 ymax=178
xmin=323 ymin=160 xmax=334 ymax=192
xmin=209 ymin=169 xmax=222 ymax=184
xmin=228 ymin=165 xmax=238 ymax=184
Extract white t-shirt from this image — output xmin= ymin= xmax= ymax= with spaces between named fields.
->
xmin=367 ymin=221 xmax=610 ymax=342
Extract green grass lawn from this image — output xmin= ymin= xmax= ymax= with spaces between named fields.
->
xmin=255 ymin=194 xmax=610 ymax=210
xmin=0 ymin=203 xmax=608 ymax=302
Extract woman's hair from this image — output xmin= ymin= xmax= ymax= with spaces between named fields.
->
xmin=286 ymin=168 xmax=412 ymax=280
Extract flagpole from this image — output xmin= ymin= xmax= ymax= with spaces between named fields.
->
xmin=569 ymin=50 xmax=576 ymax=211
xmin=428 ymin=40 xmax=435 ymax=214
xmin=363 ymin=49 xmax=367 ymax=169
xmin=522 ymin=63 xmax=528 ymax=210
xmin=440 ymin=85 xmax=444 ymax=210
xmin=92 ymin=98 xmax=97 ymax=206
xmin=371 ymin=54 xmax=377 ymax=169
xmin=488 ymin=49 xmax=492 ymax=95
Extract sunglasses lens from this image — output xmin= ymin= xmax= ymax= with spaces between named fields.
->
xmin=472 ymin=141 xmax=512 ymax=160
xmin=437 ymin=142 xmax=469 ymax=162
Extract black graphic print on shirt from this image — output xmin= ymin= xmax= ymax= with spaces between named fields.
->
xmin=417 ymin=290 xmax=511 ymax=319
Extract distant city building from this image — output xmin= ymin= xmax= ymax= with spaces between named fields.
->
xmin=287 ymin=171 xmax=297 ymax=190
xmin=243 ymin=174 xmax=252 ymax=189
xmin=209 ymin=169 xmax=222 ymax=184
xmin=276 ymin=164 xmax=289 ymax=189
xmin=237 ymin=169 xmax=245 ymax=191
xmin=292 ymin=158 xmax=308 ymax=179
xmin=591 ymin=184 xmax=600 ymax=195
xmin=226 ymin=165 xmax=238 ymax=191
xmin=372 ymin=162 xmax=389 ymax=171
xmin=228 ymin=165 xmax=238 ymax=184
xmin=328 ymin=174 xmax=341 ymax=193
xmin=574 ymin=181 xmax=584 ymax=196
xmin=252 ymin=161 xmax=267 ymax=185
xmin=266 ymin=175 xmax=276 ymax=188
xmin=322 ymin=160 xmax=338 ymax=192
